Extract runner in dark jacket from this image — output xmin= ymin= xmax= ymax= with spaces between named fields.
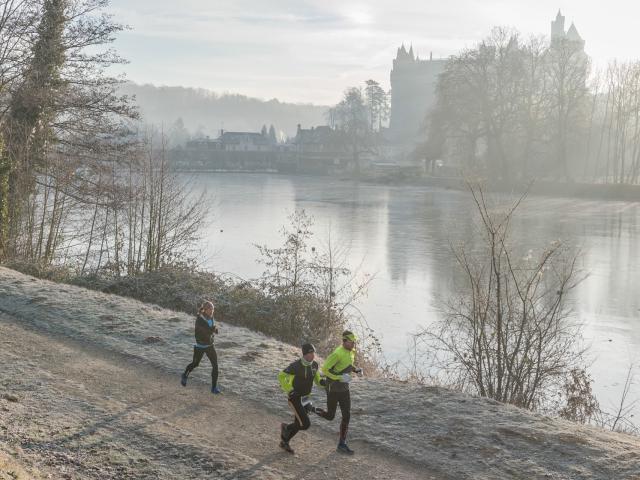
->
xmin=277 ymin=343 xmax=325 ymax=453
xmin=181 ymin=300 xmax=221 ymax=394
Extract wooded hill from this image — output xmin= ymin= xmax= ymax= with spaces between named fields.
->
xmin=119 ymin=82 xmax=329 ymax=140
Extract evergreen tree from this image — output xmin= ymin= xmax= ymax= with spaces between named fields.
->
xmin=364 ymin=79 xmax=389 ymax=131
xmin=268 ymin=124 xmax=277 ymax=144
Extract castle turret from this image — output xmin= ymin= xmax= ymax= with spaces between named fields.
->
xmin=550 ymin=10 xmax=585 ymax=51
xmin=551 ymin=9 xmax=565 ymax=41
xmin=393 ymin=44 xmax=413 ymax=69
xmin=566 ymin=22 xmax=583 ymax=42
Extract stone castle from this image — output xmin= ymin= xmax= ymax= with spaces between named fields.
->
xmin=389 ymin=11 xmax=584 ymax=146
xmin=389 ymin=45 xmax=446 ymax=142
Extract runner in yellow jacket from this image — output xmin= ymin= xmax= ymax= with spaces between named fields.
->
xmin=316 ymin=330 xmax=362 ymax=455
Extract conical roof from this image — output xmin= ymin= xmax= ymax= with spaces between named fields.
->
xmin=566 ymin=22 xmax=582 ymax=41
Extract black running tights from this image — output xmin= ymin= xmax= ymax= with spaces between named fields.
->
xmin=184 ymin=345 xmax=218 ymax=388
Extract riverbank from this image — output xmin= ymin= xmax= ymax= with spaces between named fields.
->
xmin=418 ymin=175 xmax=640 ymax=202
xmin=1 ymin=266 xmax=639 ymax=479
xmin=360 ymin=171 xmax=640 ymax=202
xmin=174 ymin=166 xmax=640 ymax=202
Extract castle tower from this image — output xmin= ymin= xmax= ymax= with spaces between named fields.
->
xmin=389 ymin=45 xmax=446 ymax=142
xmin=551 ymin=9 xmax=565 ymax=41
xmin=550 ymin=10 xmax=585 ymax=50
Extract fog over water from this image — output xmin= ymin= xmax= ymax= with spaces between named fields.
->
xmin=186 ymin=172 xmax=640 ymax=408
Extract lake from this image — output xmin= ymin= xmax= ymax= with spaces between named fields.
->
xmin=186 ymin=172 xmax=640 ymax=410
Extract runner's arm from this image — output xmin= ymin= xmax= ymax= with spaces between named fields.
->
xmin=278 ymin=362 xmax=296 ymax=393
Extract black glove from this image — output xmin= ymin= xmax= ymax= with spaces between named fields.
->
xmin=319 ymin=378 xmax=326 ymax=387
xmin=353 ymin=367 xmax=363 ymax=374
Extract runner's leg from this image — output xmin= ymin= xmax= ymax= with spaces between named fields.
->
xmin=184 ymin=347 xmax=205 ymax=376
xmin=283 ymin=395 xmax=310 ymax=442
xmin=318 ymin=390 xmax=338 ymax=421
xmin=205 ymin=346 xmax=218 ymax=388
xmin=338 ymin=390 xmax=351 ymax=443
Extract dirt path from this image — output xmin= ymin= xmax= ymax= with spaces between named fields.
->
xmin=0 ymin=315 xmax=438 ymax=480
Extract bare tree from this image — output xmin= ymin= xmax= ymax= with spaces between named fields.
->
xmin=331 ymin=87 xmax=372 ymax=174
xmin=432 ymin=58 xmax=483 ymax=170
xmin=76 ymin=128 xmax=207 ymax=275
xmin=255 ymin=209 xmax=314 ymax=297
xmin=416 ymin=181 xmax=586 ymax=410
xmin=308 ymin=226 xmax=373 ymax=347
xmin=255 ymin=210 xmax=373 ymax=349
xmin=433 ymin=28 xmax=525 ymax=179
xmin=431 ymin=26 xmax=590 ymax=182
xmin=588 ymin=61 xmax=640 ymax=184
xmin=593 ymin=364 xmax=639 ymax=434
xmin=519 ymin=35 xmax=551 ymax=179
xmin=0 ymin=0 xmax=46 ymax=257
xmin=0 ymin=0 xmax=137 ymax=261
xmin=545 ymin=36 xmax=590 ymax=180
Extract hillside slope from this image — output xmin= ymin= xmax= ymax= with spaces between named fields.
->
xmin=0 ymin=267 xmax=639 ymax=479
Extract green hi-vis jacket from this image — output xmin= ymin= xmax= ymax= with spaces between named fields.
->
xmin=322 ymin=345 xmax=356 ymax=385
xmin=278 ymin=358 xmax=323 ymax=396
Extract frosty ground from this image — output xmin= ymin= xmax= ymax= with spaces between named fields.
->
xmin=1 ymin=266 xmax=639 ymax=479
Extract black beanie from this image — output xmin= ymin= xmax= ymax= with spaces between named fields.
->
xmin=301 ymin=343 xmax=316 ymax=355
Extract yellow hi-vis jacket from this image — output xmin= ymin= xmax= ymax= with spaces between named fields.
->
xmin=321 ymin=345 xmax=356 ymax=381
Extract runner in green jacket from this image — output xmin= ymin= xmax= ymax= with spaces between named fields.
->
xmin=316 ymin=330 xmax=362 ymax=455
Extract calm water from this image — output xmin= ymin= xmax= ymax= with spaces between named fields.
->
xmin=186 ymin=172 xmax=640 ymax=408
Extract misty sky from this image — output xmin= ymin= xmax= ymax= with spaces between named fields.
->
xmin=108 ymin=0 xmax=639 ymax=105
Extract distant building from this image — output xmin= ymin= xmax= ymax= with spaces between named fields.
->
xmin=292 ymin=124 xmax=353 ymax=174
xmin=176 ymin=129 xmax=281 ymax=171
xmin=550 ymin=10 xmax=585 ymax=50
xmin=389 ymin=45 xmax=446 ymax=143
xmin=185 ymin=130 xmax=275 ymax=152
xmin=185 ymin=136 xmax=222 ymax=150
xmin=293 ymin=125 xmax=337 ymax=154
xmin=219 ymin=131 xmax=273 ymax=152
